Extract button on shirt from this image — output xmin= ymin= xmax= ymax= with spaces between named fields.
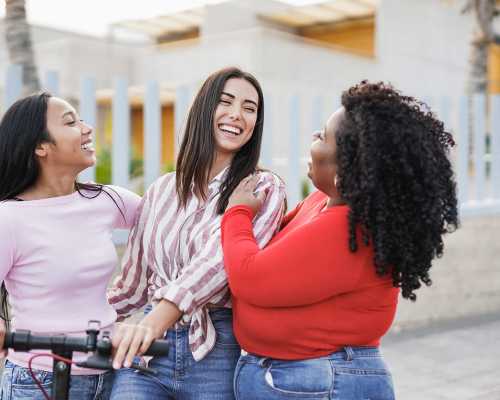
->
xmin=108 ymin=169 xmax=286 ymax=361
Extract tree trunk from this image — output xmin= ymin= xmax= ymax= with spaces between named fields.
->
xmin=4 ymin=0 xmax=40 ymax=94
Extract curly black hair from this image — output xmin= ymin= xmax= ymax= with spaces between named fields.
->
xmin=336 ymin=81 xmax=458 ymax=301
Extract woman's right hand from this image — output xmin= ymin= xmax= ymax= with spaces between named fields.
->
xmin=226 ymin=175 xmax=266 ymax=215
xmin=111 ymin=322 xmax=158 ymax=369
xmin=112 ymin=299 xmax=181 ymax=369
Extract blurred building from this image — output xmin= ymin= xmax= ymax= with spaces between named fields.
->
xmin=0 ymin=0 xmax=488 ymax=171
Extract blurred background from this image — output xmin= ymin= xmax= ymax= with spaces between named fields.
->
xmin=0 ymin=1 xmax=499 ymax=398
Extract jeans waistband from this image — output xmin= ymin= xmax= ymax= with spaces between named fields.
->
xmin=244 ymin=346 xmax=381 ymax=363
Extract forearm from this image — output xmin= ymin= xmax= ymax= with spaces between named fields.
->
xmin=139 ymin=299 xmax=182 ymax=338
xmin=222 ymin=206 xmax=362 ymax=307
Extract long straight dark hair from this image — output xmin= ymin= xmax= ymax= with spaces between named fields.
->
xmin=0 ymin=92 xmax=124 ymax=326
xmin=176 ymin=67 xmax=265 ymax=214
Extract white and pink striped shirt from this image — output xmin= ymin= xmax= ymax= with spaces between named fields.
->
xmin=107 ymin=168 xmax=286 ymax=361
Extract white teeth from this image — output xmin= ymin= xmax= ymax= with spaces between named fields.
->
xmin=219 ymin=124 xmax=242 ymax=135
xmin=81 ymin=142 xmax=93 ymax=151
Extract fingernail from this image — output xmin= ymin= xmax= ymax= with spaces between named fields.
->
xmin=124 ymin=361 xmax=131 ymax=368
xmin=113 ymin=362 xmax=120 ymax=369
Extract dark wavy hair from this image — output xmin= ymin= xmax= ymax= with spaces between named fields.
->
xmin=0 ymin=91 xmax=124 ymax=326
xmin=176 ymin=67 xmax=264 ymax=214
xmin=335 ymin=81 xmax=458 ymax=300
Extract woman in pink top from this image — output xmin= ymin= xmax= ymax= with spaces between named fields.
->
xmin=107 ymin=67 xmax=286 ymax=400
xmin=0 ymin=92 xmax=141 ymax=399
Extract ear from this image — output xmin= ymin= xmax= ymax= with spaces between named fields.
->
xmin=34 ymin=142 xmax=50 ymax=158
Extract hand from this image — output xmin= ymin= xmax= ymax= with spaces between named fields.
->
xmin=227 ymin=175 xmax=266 ymax=216
xmin=111 ymin=322 xmax=158 ymax=369
xmin=111 ymin=300 xmax=181 ymax=369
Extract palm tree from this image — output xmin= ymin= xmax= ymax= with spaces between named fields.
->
xmin=4 ymin=0 xmax=40 ymax=94
xmin=463 ymin=0 xmax=500 ymax=94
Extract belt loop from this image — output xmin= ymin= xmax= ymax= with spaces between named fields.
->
xmin=258 ymin=357 xmax=270 ymax=368
xmin=343 ymin=346 xmax=354 ymax=361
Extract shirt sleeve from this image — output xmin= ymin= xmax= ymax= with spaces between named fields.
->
xmin=221 ymin=205 xmax=365 ymax=308
xmin=105 ymin=186 xmax=142 ymax=229
xmin=107 ymin=184 xmax=154 ymax=320
xmin=0 ymin=211 xmax=15 ymax=282
xmin=152 ymin=172 xmax=287 ymax=317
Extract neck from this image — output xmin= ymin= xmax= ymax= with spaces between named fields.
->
xmin=326 ymin=196 xmax=346 ymax=207
xmin=325 ymin=188 xmax=346 ymax=208
xmin=20 ymin=168 xmax=78 ymax=200
xmin=208 ymin=152 xmax=234 ymax=182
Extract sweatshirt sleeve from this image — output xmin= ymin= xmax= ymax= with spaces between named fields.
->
xmin=107 ymin=185 xmax=153 ymax=319
xmin=0 ymin=211 xmax=15 ymax=282
xmin=105 ymin=186 xmax=142 ymax=230
xmin=221 ymin=206 xmax=364 ymax=308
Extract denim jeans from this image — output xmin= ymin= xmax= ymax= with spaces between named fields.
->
xmin=0 ymin=360 xmax=114 ymax=400
xmin=110 ymin=308 xmax=241 ymax=399
xmin=234 ymin=347 xmax=395 ymax=400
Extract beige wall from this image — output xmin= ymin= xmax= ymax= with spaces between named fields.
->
xmin=392 ymin=214 xmax=500 ymax=331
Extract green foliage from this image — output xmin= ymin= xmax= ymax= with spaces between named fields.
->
xmin=95 ymin=147 xmax=176 ymax=186
xmin=95 ymin=148 xmax=111 ymax=184
xmin=162 ymin=162 xmax=176 ymax=174
xmin=301 ymin=177 xmax=311 ymax=199
xmin=129 ymin=157 xmax=143 ymax=179
xmin=95 ymin=148 xmax=147 ymax=184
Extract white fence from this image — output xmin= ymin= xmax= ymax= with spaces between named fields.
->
xmin=2 ymin=65 xmax=500 ymax=219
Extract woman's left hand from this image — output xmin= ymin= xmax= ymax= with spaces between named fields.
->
xmin=226 ymin=175 xmax=266 ymax=215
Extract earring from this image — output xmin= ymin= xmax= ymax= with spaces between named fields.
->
xmin=334 ymin=174 xmax=339 ymax=188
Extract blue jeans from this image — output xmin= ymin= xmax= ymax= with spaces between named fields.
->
xmin=0 ymin=360 xmax=114 ymax=400
xmin=234 ymin=347 xmax=395 ymax=400
xmin=110 ymin=308 xmax=241 ymax=399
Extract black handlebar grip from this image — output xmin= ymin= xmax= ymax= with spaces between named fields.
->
xmin=143 ymin=339 xmax=169 ymax=356
xmin=3 ymin=332 xmax=13 ymax=349
xmin=3 ymin=330 xmax=32 ymax=351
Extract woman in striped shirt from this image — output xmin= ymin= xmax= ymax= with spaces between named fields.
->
xmin=108 ymin=67 xmax=286 ymax=399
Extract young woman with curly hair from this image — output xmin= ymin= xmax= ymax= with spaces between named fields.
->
xmin=221 ymin=81 xmax=458 ymax=399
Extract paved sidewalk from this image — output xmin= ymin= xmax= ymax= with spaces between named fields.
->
xmin=381 ymin=314 xmax=500 ymax=400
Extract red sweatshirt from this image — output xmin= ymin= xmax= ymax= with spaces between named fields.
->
xmin=221 ymin=190 xmax=399 ymax=360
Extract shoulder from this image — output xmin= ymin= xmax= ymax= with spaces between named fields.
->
xmin=105 ymin=185 xmax=140 ymax=201
xmin=254 ymin=170 xmax=285 ymax=191
xmin=145 ymin=172 xmax=176 ymax=198
xmin=304 ymin=190 xmax=328 ymax=207
xmin=0 ymin=205 xmax=16 ymax=235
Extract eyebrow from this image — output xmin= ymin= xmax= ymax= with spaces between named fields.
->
xmin=221 ymin=91 xmax=258 ymax=107
xmin=61 ymin=110 xmax=76 ymax=119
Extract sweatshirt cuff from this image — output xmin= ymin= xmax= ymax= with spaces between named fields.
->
xmin=223 ymin=205 xmax=255 ymax=220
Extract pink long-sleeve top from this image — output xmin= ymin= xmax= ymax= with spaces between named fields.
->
xmin=0 ymin=186 xmax=141 ymax=374
xmin=108 ymin=169 xmax=286 ymax=361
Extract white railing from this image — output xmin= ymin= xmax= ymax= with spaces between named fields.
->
xmin=2 ymin=65 xmax=499 ymax=222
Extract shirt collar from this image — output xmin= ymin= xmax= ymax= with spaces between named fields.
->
xmin=208 ymin=166 xmax=230 ymax=189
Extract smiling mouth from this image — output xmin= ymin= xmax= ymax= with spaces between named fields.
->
xmin=218 ymin=124 xmax=242 ymax=136
xmin=81 ymin=140 xmax=94 ymax=151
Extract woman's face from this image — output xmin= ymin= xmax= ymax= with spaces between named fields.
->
xmin=40 ymin=97 xmax=95 ymax=172
xmin=308 ymin=107 xmax=344 ymax=194
xmin=213 ymin=78 xmax=259 ymax=157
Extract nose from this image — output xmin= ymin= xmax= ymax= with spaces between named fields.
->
xmin=312 ymin=130 xmax=322 ymax=141
xmin=80 ymin=120 xmax=93 ymax=135
xmin=228 ymin=104 xmax=242 ymax=121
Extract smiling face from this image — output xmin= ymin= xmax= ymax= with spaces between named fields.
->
xmin=213 ymin=77 xmax=259 ymax=158
xmin=37 ymin=97 xmax=95 ymax=173
xmin=308 ymin=107 xmax=344 ymax=195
